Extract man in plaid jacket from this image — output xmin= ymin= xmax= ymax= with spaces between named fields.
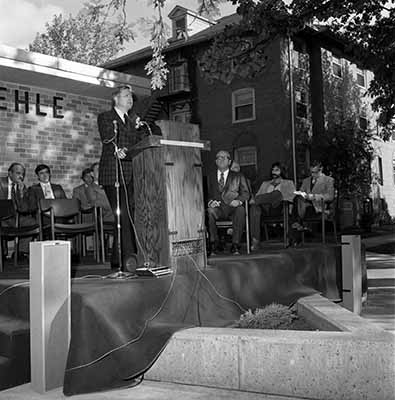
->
xmin=98 ymin=85 xmax=143 ymax=272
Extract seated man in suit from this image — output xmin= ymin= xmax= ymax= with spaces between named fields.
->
xmin=72 ymin=167 xmax=94 ymax=210
xmin=87 ymin=162 xmax=114 ymax=223
xmin=0 ymin=162 xmax=30 ymax=212
xmin=28 ymin=164 xmax=66 ymax=213
xmin=249 ymin=162 xmax=296 ymax=250
xmin=207 ymin=150 xmax=250 ymax=255
xmin=293 ymin=160 xmax=335 ymax=229
xmin=0 ymin=162 xmax=35 ymax=258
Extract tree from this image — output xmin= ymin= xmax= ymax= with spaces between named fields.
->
xmin=32 ymin=0 xmax=394 ymax=137
xmin=29 ymin=1 xmax=134 ymax=66
xmin=198 ymin=0 xmax=394 ymax=139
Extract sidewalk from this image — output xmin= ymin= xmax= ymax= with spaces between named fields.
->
xmin=361 ymin=232 xmax=395 ymax=333
xmin=0 ymin=381 xmax=311 ymax=400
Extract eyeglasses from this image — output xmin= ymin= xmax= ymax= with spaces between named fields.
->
xmin=216 ymin=156 xmax=229 ymax=160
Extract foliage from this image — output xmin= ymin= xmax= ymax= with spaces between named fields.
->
xmin=144 ymin=0 xmax=169 ymax=89
xmin=313 ymin=120 xmax=373 ymax=201
xmin=31 ymin=0 xmax=394 ymax=134
xmin=309 ymin=51 xmax=375 ymax=201
xmin=237 ymin=303 xmax=296 ymax=329
xmin=198 ymin=0 xmax=395 ymax=139
xmin=28 ymin=0 xmax=134 ymax=66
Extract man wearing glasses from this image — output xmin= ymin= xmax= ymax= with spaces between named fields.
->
xmin=206 ymin=150 xmax=250 ymax=255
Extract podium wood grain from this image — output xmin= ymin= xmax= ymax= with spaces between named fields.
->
xmin=133 ymin=121 xmax=207 ymax=272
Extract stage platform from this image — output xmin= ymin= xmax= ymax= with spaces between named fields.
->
xmin=0 ymin=243 xmax=342 ymax=394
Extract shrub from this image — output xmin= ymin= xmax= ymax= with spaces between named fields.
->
xmin=237 ymin=303 xmax=296 ymax=330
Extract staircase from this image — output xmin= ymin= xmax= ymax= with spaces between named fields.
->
xmin=0 ymin=279 xmax=30 ymax=390
xmin=143 ymin=98 xmax=163 ymax=124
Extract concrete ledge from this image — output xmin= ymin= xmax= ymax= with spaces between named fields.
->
xmin=146 ymin=295 xmax=395 ymax=400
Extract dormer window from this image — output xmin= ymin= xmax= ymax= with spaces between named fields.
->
xmin=168 ymin=6 xmax=214 ymax=41
xmin=174 ymin=16 xmax=187 ymax=39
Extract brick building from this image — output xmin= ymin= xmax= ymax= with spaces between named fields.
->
xmin=105 ymin=6 xmax=395 ymax=220
xmin=0 ymin=44 xmax=150 ymax=196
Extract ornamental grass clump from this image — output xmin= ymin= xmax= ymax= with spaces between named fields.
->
xmin=237 ymin=303 xmax=296 ymax=330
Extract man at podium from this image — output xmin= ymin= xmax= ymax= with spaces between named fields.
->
xmin=206 ymin=150 xmax=250 ymax=255
xmin=97 ymin=85 xmax=141 ymax=271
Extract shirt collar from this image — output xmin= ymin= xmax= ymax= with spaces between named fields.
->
xmin=114 ymin=107 xmax=127 ymax=122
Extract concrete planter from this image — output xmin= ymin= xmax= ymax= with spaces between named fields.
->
xmin=146 ymin=294 xmax=395 ymax=400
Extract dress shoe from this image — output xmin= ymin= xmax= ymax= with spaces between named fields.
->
xmin=110 ymin=262 xmax=120 ymax=270
xmin=230 ymin=243 xmax=241 ymax=255
xmin=209 ymin=241 xmax=224 ymax=256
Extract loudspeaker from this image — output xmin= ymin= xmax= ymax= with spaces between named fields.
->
xmin=30 ymin=241 xmax=71 ymax=393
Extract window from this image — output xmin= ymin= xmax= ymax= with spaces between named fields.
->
xmin=356 ymin=67 xmax=366 ymax=87
xmin=174 ymin=16 xmax=187 ymax=39
xmin=359 ymin=108 xmax=368 ymax=130
xmin=293 ymin=50 xmax=309 ymax=71
xmin=295 ymin=89 xmax=308 ymax=119
xmin=332 ymin=56 xmax=342 ymax=78
xmin=393 ymin=153 xmax=395 ymax=185
xmin=169 ymin=62 xmax=190 ymax=93
xmin=169 ymin=101 xmax=191 ymax=123
xmin=234 ymin=146 xmax=257 ymax=183
xmin=232 ymin=88 xmax=255 ymax=123
xmin=377 ymin=156 xmax=383 ymax=185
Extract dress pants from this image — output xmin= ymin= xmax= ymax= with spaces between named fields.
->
xmin=104 ymin=182 xmax=137 ymax=270
xmin=250 ymin=191 xmax=283 ymax=241
xmin=207 ymin=203 xmax=245 ymax=244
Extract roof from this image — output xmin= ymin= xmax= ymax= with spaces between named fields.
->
xmin=0 ymin=44 xmax=151 ymax=98
xmin=103 ymin=13 xmax=241 ymax=69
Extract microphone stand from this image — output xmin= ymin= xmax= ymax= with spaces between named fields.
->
xmin=106 ymin=121 xmax=135 ymax=280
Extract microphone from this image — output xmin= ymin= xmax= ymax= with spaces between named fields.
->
xmin=102 ymin=120 xmax=118 ymax=144
xmin=135 ymin=116 xmax=152 ymax=136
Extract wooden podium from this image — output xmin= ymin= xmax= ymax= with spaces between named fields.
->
xmin=132 ymin=120 xmax=210 ymax=272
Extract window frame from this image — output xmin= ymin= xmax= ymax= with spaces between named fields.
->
xmin=359 ymin=107 xmax=368 ymax=131
xmin=356 ymin=67 xmax=366 ymax=88
xmin=232 ymin=88 xmax=256 ymax=124
xmin=173 ymin=15 xmax=187 ymax=39
xmin=295 ymin=89 xmax=308 ymax=119
xmin=169 ymin=100 xmax=191 ymax=123
xmin=332 ymin=55 xmax=343 ymax=78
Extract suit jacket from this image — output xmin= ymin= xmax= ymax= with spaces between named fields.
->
xmin=255 ymin=178 xmax=296 ymax=202
xmin=299 ymin=174 xmax=335 ymax=212
xmin=27 ymin=183 xmax=67 ymax=212
xmin=97 ymin=109 xmax=144 ymax=186
xmin=208 ymin=170 xmax=250 ymax=206
xmin=0 ymin=176 xmax=30 ymax=213
xmin=72 ymin=184 xmax=92 ymax=210
xmin=86 ymin=183 xmax=114 ymax=222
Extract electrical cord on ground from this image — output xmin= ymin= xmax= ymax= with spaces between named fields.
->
xmin=118 ymin=156 xmax=148 ymax=264
xmin=72 ymin=275 xmax=106 ymax=281
xmin=65 ymin=262 xmax=178 ymax=373
xmin=185 ymin=249 xmax=247 ymax=314
xmin=0 ymin=281 xmax=29 ymax=298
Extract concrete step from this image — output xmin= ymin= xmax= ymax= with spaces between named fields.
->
xmin=0 ymin=315 xmax=30 ymax=390
xmin=0 ymin=315 xmax=29 ymax=358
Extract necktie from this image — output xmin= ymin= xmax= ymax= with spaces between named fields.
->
xmin=218 ymin=172 xmax=225 ymax=191
xmin=11 ymin=183 xmax=16 ymax=201
xmin=44 ymin=184 xmax=52 ymax=199
xmin=124 ymin=114 xmax=129 ymax=125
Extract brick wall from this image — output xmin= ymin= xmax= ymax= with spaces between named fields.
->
xmin=196 ymin=38 xmax=293 ymax=190
xmin=0 ymin=80 xmax=111 ymax=196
